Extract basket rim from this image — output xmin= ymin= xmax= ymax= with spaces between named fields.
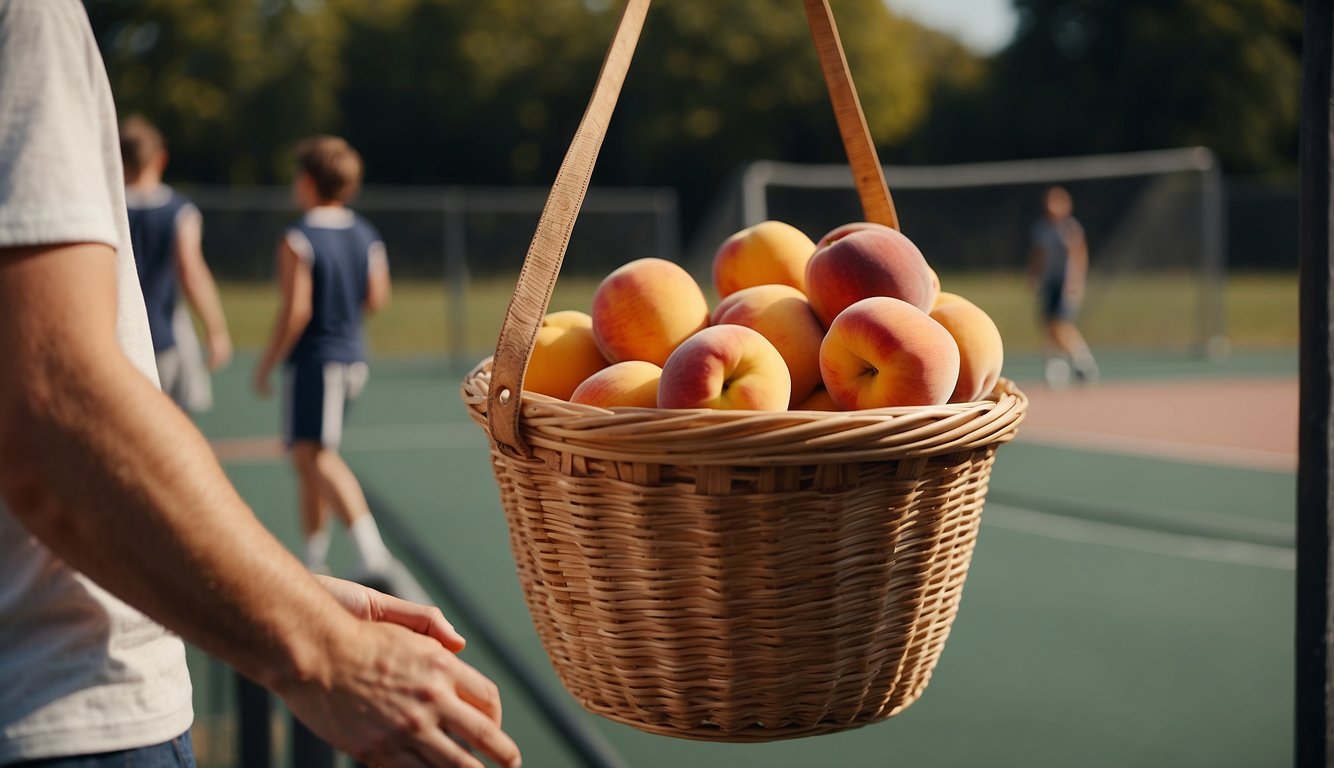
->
xmin=461 ymin=356 xmax=1027 ymax=466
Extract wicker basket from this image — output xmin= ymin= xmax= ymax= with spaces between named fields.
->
xmin=463 ymin=0 xmax=1027 ymax=742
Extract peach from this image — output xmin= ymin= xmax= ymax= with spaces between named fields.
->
xmin=930 ymin=293 xmax=1005 ymax=403
xmin=712 ymin=220 xmax=816 ymax=298
xmin=815 ymin=220 xmax=895 ymax=248
xmin=931 ymin=286 xmax=965 ymax=310
xmin=794 ymin=387 xmax=841 ymax=412
xmin=592 ymin=258 xmax=709 ymax=366
xmin=525 ymin=310 xmax=609 ymax=400
xmin=712 ymin=284 xmax=824 ymax=406
xmin=658 ymin=325 xmax=791 ymax=410
xmin=804 ymin=227 xmax=938 ymax=326
xmin=569 ymin=361 xmax=662 ymax=408
xmin=820 ymin=296 xmax=960 ymax=409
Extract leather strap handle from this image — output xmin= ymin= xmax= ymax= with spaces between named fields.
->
xmin=486 ymin=0 xmax=651 ymax=457
xmin=487 ymin=0 xmax=896 ymax=457
xmin=802 ymin=0 xmax=899 ymax=230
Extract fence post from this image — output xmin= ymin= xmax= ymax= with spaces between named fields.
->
xmin=444 ymin=187 xmax=469 ymax=371
xmin=290 ymin=716 xmax=336 ymax=768
xmin=236 ymin=674 xmax=271 ymax=768
xmin=1297 ymin=0 xmax=1334 ymax=765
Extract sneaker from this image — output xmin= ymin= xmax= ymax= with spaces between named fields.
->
xmin=1044 ymin=357 xmax=1071 ymax=388
xmin=1072 ymin=355 xmax=1100 ymax=385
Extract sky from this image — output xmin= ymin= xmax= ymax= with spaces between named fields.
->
xmin=883 ymin=0 xmax=1019 ymax=54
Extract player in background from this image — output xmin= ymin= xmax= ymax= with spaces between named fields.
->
xmin=121 ymin=115 xmax=232 ymax=411
xmin=253 ymin=136 xmax=396 ymax=580
xmin=1029 ymin=185 xmax=1099 ymax=387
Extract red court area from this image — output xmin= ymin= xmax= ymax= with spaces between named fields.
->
xmin=1017 ymin=376 xmax=1298 ymax=472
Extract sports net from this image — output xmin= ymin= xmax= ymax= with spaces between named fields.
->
xmin=690 ymin=148 xmax=1226 ymax=356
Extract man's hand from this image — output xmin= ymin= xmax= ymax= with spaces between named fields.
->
xmin=281 ymin=621 xmax=521 ymax=768
xmin=315 ymin=574 xmax=465 ymax=653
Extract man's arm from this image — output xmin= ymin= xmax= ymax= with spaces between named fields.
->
xmin=174 ymin=208 xmax=232 ymax=371
xmin=253 ymin=239 xmax=311 ymax=397
xmin=0 ymin=243 xmax=520 ymax=768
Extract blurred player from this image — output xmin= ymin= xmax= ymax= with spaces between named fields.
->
xmin=253 ymin=136 xmax=396 ymax=579
xmin=1029 ymin=185 xmax=1099 ymax=386
xmin=121 ymin=115 xmax=232 ymax=411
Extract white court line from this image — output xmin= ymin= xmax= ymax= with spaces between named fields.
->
xmin=985 ymin=504 xmax=1295 ymax=572
xmin=215 ymin=422 xmax=483 ymax=465
xmin=1018 ymin=425 xmax=1296 ymax=473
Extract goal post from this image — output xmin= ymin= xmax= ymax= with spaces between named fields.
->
xmin=718 ymin=148 xmax=1227 ymax=357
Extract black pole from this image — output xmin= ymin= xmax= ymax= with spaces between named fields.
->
xmin=1298 ymin=1 xmax=1334 ymax=765
xmin=291 ymin=714 xmax=337 ymax=768
xmin=237 ymin=674 xmax=272 ymax=768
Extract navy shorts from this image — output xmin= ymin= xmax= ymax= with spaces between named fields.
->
xmin=1039 ymin=279 xmax=1077 ymax=322
xmin=12 ymin=731 xmax=194 ymax=767
xmin=282 ymin=359 xmax=369 ymax=448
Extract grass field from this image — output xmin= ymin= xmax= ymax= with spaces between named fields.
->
xmin=215 ymin=271 xmax=1296 ymax=358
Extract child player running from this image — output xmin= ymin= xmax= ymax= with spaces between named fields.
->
xmin=254 ymin=136 xmax=396 ymax=579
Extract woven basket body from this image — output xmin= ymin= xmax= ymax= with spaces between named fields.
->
xmin=463 ymin=361 xmax=1026 ymax=740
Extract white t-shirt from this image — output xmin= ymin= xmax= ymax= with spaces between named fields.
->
xmin=0 ymin=0 xmax=193 ymax=761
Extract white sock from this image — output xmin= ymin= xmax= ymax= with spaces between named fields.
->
xmin=304 ymin=528 xmax=332 ymax=570
xmin=349 ymin=514 xmax=393 ymax=572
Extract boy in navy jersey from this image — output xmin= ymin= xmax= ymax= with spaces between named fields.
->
xmin=121 ymin=116 xmax=232 ymax=410
xmin=254 ymin=136 xmax=394 ymax=577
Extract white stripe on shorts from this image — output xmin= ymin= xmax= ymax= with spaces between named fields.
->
xmin=321 ymin=362 xmax=347 ymax=448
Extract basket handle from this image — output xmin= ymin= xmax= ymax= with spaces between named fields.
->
xmin=487 ymin=0 xmax=896 ymax=458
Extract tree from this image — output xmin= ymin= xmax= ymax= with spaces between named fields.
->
xmin=907 ymin=0 xmax=1301 ymax=173
xmin=85 ymin=0 xmax=981 ymax=221
xmin=86 ymin=0 xmax=347 ymax=183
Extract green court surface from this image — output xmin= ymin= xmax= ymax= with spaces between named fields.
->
xmin=190 ymin=349 xmax=1296 ymax=768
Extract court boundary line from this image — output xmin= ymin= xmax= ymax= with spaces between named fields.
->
xmin=986 ymin=504 xmax=1294 ymax=571
xmin=1018 ymin=425 xmax=1295 ymax=473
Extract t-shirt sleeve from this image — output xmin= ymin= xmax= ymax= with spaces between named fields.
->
xmin=284 ymin=228 xmax=315 ymax=265
xmin=174 ymin=201 xmax=202 ymax=231
xmin=367 ymin=240 xmax=388 ymax=275
xmin=0 ymin=1 xmax=120 ymax=250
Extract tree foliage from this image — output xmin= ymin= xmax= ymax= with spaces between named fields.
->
xmin=86 ymin=0 xmax=348 ymax=183
xmin=906 ymin=0 xmax=1300 ymax=173
xmin=85 ymin=0 xmax=1298 ymax=221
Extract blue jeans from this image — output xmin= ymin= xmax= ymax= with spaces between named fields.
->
xmin=11 ymin=732 xmax=194 ymax=768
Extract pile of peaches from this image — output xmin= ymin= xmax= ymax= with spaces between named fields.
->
xmin=522 ymin=220 xmax=1004 ymax=412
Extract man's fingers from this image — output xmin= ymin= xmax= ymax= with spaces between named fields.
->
xmin=441 ymin=697 xmax=521 ymax=768
xmin=411 ymin=728 xmax=486 ymax=768
xmin=448 ymin=658 xmax=503 ymax=726
xmin=373 ymin=594 xmax=466 ymax=652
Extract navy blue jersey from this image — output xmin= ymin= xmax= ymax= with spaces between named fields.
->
xmin=126 ymin=185 xmax=197 ymax=352
xmin=285 ymin=207 xmax=386 ymax=365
